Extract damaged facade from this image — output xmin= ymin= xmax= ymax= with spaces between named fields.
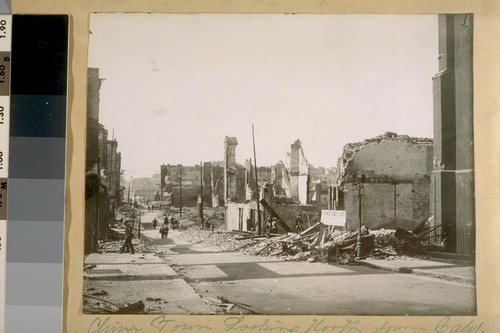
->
xmin=85 ymin=68 xmax=123 ymax=254
xmin=334 ymin=132 xmax=433 ymax=231
xmin=289 ymin=139 xmax=309 ymax=205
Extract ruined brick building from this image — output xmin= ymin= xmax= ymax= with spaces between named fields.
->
xmin=334 ymin=132 xmax=433 ymax=231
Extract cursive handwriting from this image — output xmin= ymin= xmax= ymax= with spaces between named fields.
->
xmin=88 ymin=315 xmax=487 ymax=333
xmin=305 ymin=319 xmax=361 ymax=333
xmin=224 ymin=316 xmax=300 ymax=333
xmin=88 ymin=317 xmax=143 ymax=333
xmin=151 ymin=315 xmax=213 ymax=332
xmin=373 ymin=321 xmax=425 ymax=333
xmin=435 ymin=317 xmax=484 ymax=333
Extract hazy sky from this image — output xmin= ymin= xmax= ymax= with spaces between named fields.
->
xmin=88 ymin=13 xmax=438 ymax=178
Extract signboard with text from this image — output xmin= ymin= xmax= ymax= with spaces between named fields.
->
xmin=321 ymin=210 xmax=346 ymax=226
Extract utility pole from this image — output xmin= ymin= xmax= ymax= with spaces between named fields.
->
xmin=127 ymin=178 xmax=131 ymax=203
xmin=179 ymin=165 xmax=182 ymax=218
xmin=159 ymin=166 xmax=162 ymax=204
xmin=200 ymin=161 xmax=204 ymax=228
xmin=138 ymin=212 xmax=141 ymax=239
xmin=356 ymin=182 xmax=364 ymax=258
xmin=394 ymin=184 xmax=397 ymax=229
xmin=252 ymin=124 xmax=261 ymax=235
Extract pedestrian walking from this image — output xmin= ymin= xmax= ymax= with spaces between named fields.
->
xmin=152 ymin=218 xmax=158 ymax=230
xmin=159 ymin=223 xmax=169 ymax=239
xmin=170 ymin=216 xmax=179 ymax=230
xmin=120 ymin=222 xmax=135 ymax=254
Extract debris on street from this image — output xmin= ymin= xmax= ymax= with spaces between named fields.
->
xmin=83 ymin=293 xmax=145 ymax=314
xmin=176 ymin=214 xmax=437 ymax=265
xmin=97 ymin=238 xmax=154 ymax=254
xmin=146 ymin=297 xmax=168 ymax=304
xmin=203 ymin=296 xmax=259 ymax=314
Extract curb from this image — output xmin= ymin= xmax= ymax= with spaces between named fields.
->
xmin=427 ymin=251 xmax=475 ymax=262
xmin=356 ymin=260 xmax=406 ymax=273
xmin=411 ymin=268 xmax=475 ymax=285
xmin=356 ymin=260 xmax=475 ymax=285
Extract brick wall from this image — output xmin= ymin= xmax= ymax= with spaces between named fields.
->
xmin=344 ymin=181 xmax=430 ymax=231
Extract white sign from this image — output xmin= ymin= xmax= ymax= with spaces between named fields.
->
xmin=321 ymin=210 xmax=346 ymax=226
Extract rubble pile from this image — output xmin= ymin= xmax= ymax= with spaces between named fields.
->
xmin=164 ymin=206 xmax=225 ymax=230
xmin=175 ymin=213 xmax=436 ymax=264
xmin=239 ymin=231 xmax=319 ymax=259
xmin=97 ymin=238 xmax=154 ymax=253
xmin=179 ymin=225 xmax=434 ymax=265
xmin=370 ymin=229 xmax=399 ymax=257
xmin=176 ymin=227 xmax=256 ymax=252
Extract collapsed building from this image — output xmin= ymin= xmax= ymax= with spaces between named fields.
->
xmin=225 ymin=137 xmax=323 ymax=233
xmin=333 ymin=132 xmax=433 ymax=231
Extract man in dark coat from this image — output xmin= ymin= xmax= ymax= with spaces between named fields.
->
xmin=120 ymin=222 xmax=135 ymax=254
xmin=160 ymin=223 xmax=169 ymax=239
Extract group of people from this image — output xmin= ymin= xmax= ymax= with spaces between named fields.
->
xmin=120 ymin=214 xmax=175 ymax=255
xmin=153 ymin=215 xmax=176 ymax=239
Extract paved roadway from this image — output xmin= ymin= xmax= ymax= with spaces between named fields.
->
xmin=140 ymin=209 xmax=476 ymax=316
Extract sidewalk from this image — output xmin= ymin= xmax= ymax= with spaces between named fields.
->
xmin=83 ymin=233 xmax=214 ymax=314
xmin=356 ymin=256 xmax=475 ymax=284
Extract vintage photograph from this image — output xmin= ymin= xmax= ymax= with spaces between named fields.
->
xmin=83 ymin=13 xmax=475 ymax=315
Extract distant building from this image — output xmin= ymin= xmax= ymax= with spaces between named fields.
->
xmin=207 ymin=162 xmax=224 ymax=207
xmin=223 ymin=136 xmax=239 ymax=202
xmin=308 ymin=166 xmax=337 ymax=208
xmin=160 ymin=164 xmax=212 ymax=207
xmin=244 ymin=159 xmax=272 ymax=201
xmin=271 ymin=161 xmax=290 ymax=197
